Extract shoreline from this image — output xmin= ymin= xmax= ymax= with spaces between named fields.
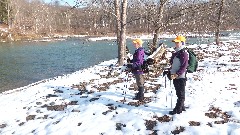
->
xmin=0 ymin=32 xmax=219 ymax=43
xmin=0 ymin=40 xmax=239 ymax=134
xmin=1 ymin=34 xmax=239 ymax=94
xmin=1 ymin=39 xmax=240 ymax=94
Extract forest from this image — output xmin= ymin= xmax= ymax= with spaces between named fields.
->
xmin=1 ymin=0 xmax=240 ymax=64
xmin=0 ymin=0 xmax=239 ymax=38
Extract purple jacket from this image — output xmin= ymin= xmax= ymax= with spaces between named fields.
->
xmin=132 ymin=47 xmax=145 ymax=74
xmin=170 ymin=47 xmax=188 ymax=78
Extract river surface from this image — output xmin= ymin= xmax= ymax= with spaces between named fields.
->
xmin=0 ymin=33 xmax=239 ymax=93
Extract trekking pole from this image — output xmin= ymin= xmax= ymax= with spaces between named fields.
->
xmin=170 ymin=79 xmax=172 ymax=110
xmin=170 ymin=79 xmax=173 ymax=121
xmin=165 ymin=75 xmax=167 ymax=108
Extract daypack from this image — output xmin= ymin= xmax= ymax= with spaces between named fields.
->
xmin=127 ymin=60 xmax=150 ymax=73
xmin=126 ymin=59 xmax=150 ymax=73
xmin=142 ymin=60 xmax=149 ymax=73
xmin=141 ymin=58 xmax=155 ymax=73
xmin=177 ymin=48 xmax=198 ymax=73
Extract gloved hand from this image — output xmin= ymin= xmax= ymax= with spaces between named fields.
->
xmin=127 ymin=58 xmax=131 ymax=63
xmin=163 ymin=70 xmax=172 ymax=80
xmin=127 ymin=64 xmax=132 ymax=72
xmin=170 ymin=74 xmax=178 ymax=80
xmin=127 ymin=64 xmax=132 ymax=68
xmin=163 ymin=70 xmax=169 ymax=77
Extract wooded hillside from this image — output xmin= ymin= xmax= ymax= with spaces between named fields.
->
xmin=0 ymin=0 xmax=240 ymax=42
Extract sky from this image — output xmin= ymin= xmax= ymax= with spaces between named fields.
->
xmin=0 ymin=35 xmax=240 ymax=134
xmin=44 ymin=0 xmax=76 ymax=6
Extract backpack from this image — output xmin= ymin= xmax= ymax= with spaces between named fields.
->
xmin=141 ymin=58 xmax=155 ymax=73
xmin=142 ymin=60 xmax=149 ymax=73
xmin=126 ymin=60 xmax=150 ymax=73
xmin=177 ymin=48 xmax=198 ymax=73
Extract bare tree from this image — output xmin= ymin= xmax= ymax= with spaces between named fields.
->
xmin=108 ymin=0 xmax=128 ymax=65
xmin=2 ymin=0 xmax=240 ymax=43
xmin=0 ymin=0 xmax=9 ymax=24
xmin=151 ymin=0 xmax=169 ymax=48
xmin=95 ymin=0 xmax=128 ymax=65
xmin=215 ymin=0 xmax=225 ymax=45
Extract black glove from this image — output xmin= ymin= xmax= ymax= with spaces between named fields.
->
xmin=163 ymin=70 xmax=172 ymax=80
xmin=163 ymin=70 xmax=169 ymax=77
xmin=127 ymin=64 xmax=132 ymax=68
xmin=126 ymin=64 xmax=132 ymax=72
xmin=127 ymin=58 xmax=131 ymax=63
xmin=146 ymin=58 xmax=155 ymax=65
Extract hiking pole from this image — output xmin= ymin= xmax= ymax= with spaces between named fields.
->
xmin=162 ymin=69 xmax=168 ymax=108
xmin=170 ymin=79 xmax=172 ymax=110
xmin=165 ymin=75 xmax=167 ymax=108
xmin=123 ymin=71 xmax=128 ymax=104
xmin=170 ymin=79 xmax=173 ymax=121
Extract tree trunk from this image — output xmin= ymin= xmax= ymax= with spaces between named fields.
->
xmin=7 ymin=0 xmax=10 ymax=29
xmin=215 ymin=0 xmax=225 ymax=45
xmin=152 ymin=0 xmax=168 ymax=48
xmin=152 ymin=28 xmax=160 ymax=48
xmin=115 ymin=0 xmax=127 ymax=66
xmin=119 ymin=0 xmax=127 ymax=64
xmin=114 ymin=0 xmax=121 ymax=48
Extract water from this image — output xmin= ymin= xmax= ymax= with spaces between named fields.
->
xmin=0 ymin=39 xmax=120 ymax=92
xmin=0 ymin=33 xmax=238 ymax=93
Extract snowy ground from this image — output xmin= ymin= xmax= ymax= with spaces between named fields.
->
xmin=0 ymin=40 xmax=240 ymax=135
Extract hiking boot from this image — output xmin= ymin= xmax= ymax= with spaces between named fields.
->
xmin=134 ymin=93 xmax=140 ymax=100
xmin=169 ymin=108 xmax=182 ymax=115
xmin=133 ymin=92 xmax=144 ymax=101
xmin=182 ymin=106 xmax=186 ymax=111
xmin=169 ymin=111 xmax=182 ymax=115
xmin=169 ymin=110 xmax=177 ymax=115
xmin=138 ymin=87 xmax=144 ymax=101
xmin=139 ymin=94 xmax=144 ymax=101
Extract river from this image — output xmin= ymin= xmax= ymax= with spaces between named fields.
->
xmin=0 ymin=33 xmax=239 ymax=93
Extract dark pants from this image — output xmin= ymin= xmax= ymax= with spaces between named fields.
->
xmin=173 ymin=78 xmax=186 ymax=112
xmin=134 ymin=74 xmax=144 ymax=88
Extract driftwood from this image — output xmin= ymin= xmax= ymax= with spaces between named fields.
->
xmin=147 ymin=44 xmax=167 ymax=62
xmin=146 ymin=44 xmax=168 ymax=72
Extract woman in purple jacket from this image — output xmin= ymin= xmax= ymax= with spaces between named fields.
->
xmin=169 ymin=35 xmax=189 ymax=115
xmin=131 ymin=38 xmax=145 ymax=101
